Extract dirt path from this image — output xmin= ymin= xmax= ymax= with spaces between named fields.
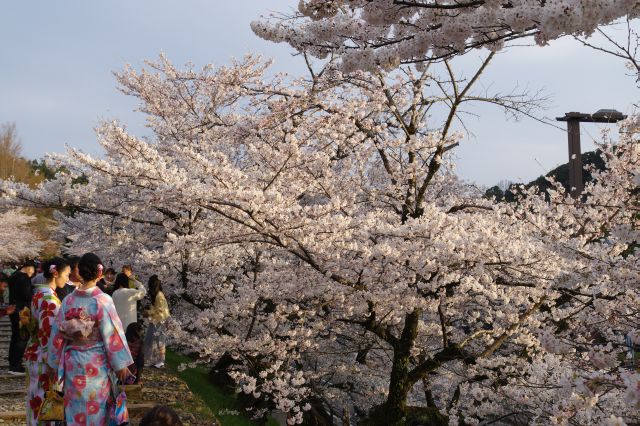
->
xmin=0 ymin=316 xmax=217 ymax=425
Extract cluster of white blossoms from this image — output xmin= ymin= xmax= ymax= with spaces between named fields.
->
xmin=0 ymin=54 xmax=637 ymax=424
xmin=0 ymin=209 xmax=43 ymax=262
xmin=252 ymin=0 xmax=640 ymax=72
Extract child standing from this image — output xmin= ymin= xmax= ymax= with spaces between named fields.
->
xmin=125 ymin=322 xmax=145 ymax=384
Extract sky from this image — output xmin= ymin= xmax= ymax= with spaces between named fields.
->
xmin=1 ymin=1 xmax=637 ymax=187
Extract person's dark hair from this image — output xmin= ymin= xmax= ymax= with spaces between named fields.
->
xmin=105 ymin=267 xmax=116 ymax=276
xmin=66 ymin=256 xmax=81 ymax=268
xmin=125 ymin=322 xmax=144 ymax=342
xmin=0 ymin=273 xmax=8 ymax=284
xmin=42 ymin=257 xmax=70 ymax=280
xmin=113 ymin=273 xmax=130 ymax=291
xmin=122 ymin=264 xmax=133 ymax=272
xmin=140 ymin=405 xmax=183 ymax=426
xmin=20 ymin=260 xmax=37 ymax=270
xmin=148 ymin=275 xmax=162 ymax=305
xmin=77 ymin=253 xmax=103 ymax=282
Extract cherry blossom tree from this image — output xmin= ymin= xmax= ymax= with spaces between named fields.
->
xmin=575 ymin=17 xmax=640 ymax=84
xmin=0 ymin=54 xmax=637 ymax=425
xmin=0 ymin=209 xmax=43 ymax=262
xmin=450 ymin=128 xmax=639 ymax=425
xmin=252 ymin=0 xmax=640 ymax=72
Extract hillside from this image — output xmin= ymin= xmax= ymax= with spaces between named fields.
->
xmin=485 ymin=150 xmax=607 ymax=202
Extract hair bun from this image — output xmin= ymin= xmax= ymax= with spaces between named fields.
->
xmin=78 ymin=253 xmax=104 ymax=282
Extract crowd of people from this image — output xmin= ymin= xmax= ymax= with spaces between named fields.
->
xmin=0 ymin=253 xmax=175 ymax=425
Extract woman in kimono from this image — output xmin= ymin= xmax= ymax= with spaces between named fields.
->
xmin=143 ymin=275 xmax=170 ymax=368
xmin=48 ymin=252 xmax=133 ymax=426
xmin=24 ymin=257 xmax=70 ymax=426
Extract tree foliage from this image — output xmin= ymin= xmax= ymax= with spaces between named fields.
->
xmin=252 ymin=0 xmax=640 ymax=73
xmin=0 ymin=53 xmax=637 ymax=425
xmin=0 ymin=123 xmax=56 ymax=258
xmin=0 ymin=209 xmax=43 ymax=262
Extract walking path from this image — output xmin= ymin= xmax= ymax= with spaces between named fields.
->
xmin=0 ymin=316 xmax=25 ymax=425
xmin=0 ymin=316 xmax=217 ymax=425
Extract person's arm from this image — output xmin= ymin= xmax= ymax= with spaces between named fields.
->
xmin=47 ymin=305 xmax=65 ymax=375
xmin=37 ymin=294 xmax=60 ymax=359
xmin=132 ymin=280 xmax=147 ymax=300
xmin=8 ymin=279 xmax=16 ymax=305
xmin=120 ymin=286 xmax=146 ymax=302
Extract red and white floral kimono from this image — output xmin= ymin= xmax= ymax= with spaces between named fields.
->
xmin=47 ymin=287 xmax=133 ymax=426
xmin=24 ymin=284 xmax=61 ymax=426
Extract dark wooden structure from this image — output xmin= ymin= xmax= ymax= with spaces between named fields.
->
xmin=556 ymin=109 xmax=626 ymax=198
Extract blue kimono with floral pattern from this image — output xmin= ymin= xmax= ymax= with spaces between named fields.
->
xmin=47 ymin=287 xmax=133 ymax=426
xmin=24 ymin=284 xmax=61 ymax=426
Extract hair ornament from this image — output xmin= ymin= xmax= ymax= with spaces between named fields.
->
xmin=98 ymin=264 xmax=104 ymax=273
xmin=49 ymin=265 xmax=57 ymax=273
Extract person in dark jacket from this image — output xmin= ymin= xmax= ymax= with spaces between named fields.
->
xmin=7 ymin=260 xmax=36 ymax=375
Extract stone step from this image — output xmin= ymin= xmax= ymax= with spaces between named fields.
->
xmin=0 ymin=389 xmax=25 ymax=396
xmin=0 ymin=402 xmax=157 ymax=420
xmin=0 ymin=374 xmax=23 ymax=380
xmin=0 ymin=412 xmax=25 ymax=421
xmin=0 ymin=373 xmax=26 ymax=380
xmin=0 ymin=375 xmax=27 ymax=399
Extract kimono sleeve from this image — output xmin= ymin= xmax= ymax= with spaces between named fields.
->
xmin=47 ymin=304 xmax=66 ymax=371
xmin=38 ymin=294 xmax=61 ymax=357
xmin=97 ymin=295 xmax=133 ymax=372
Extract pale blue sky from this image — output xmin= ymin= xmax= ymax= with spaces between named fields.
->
xmin=1 ymin=1 xmax=637 ymax=186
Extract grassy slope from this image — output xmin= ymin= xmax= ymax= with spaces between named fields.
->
xmin=165 ymin=350 xmax=279 ymax=426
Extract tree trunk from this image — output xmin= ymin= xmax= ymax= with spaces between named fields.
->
xmin=180 ymin=257 xmax=189 ymax=289
xmin=342 ymin=407 xmax=351 ymax=426
xmin=366 ymin=309 xmax=420 ymax=426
